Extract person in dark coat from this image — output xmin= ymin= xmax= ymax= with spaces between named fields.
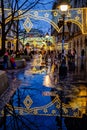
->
xmin=3 ymin=52 xmax=8 ymax=69
xmin=59 ymin=59 xmax=67 ymax=80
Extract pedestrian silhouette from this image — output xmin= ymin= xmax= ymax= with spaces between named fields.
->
xmin=59 ymin=59 xmax=67 ymax=80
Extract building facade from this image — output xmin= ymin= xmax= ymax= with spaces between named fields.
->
xmin=0 ymin=0 xmax=17 ymax=53
xmin=69 ymin=0 xmax=87 ymax=72
xmin=51 ymin=0 xmax=87 ymax=72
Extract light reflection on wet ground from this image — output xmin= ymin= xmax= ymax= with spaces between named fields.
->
xmin=0 ymin=54 xmax=87 ymax=130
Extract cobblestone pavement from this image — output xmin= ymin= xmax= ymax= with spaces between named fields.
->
xmin=0 ymin=68 xmax=25 ymax=112
xmin=0 ymin=62 xmax=31 ymax=112
xmin=0 ymin=60 xmax=87 ymax=113
xmin=0 ymin=57 xmax=87 ymax=130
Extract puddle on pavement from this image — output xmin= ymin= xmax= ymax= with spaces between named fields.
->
xmin=0 ymin=55 xmax=87 ymax=130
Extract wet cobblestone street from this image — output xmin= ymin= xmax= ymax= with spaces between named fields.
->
xmin=0 ymin=70 xmax=21 ymax=111
xmin=0 ymin=55 xmax=87 ymax=130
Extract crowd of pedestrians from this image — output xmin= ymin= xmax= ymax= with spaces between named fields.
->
xmin=2 ymin=50 xmax=16 ymax=70
xmin=39 ymin=47 xmax=81 ymax=82
xmin=3 ymin=50 xmax=16 ymax=70
xmin=0 ymin=43 xmax=85 ymax=81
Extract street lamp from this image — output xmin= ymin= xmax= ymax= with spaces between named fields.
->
xmin=57 ymin=1 xmax=70 ymax=59
xmin=57 ymin=2 xmax=70 ymax=129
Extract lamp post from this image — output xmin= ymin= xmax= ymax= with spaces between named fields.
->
xmin=58 ymin=2 xmax=70 ymax=59
xmin=62 ymin=14 xmax=65 ymax=56
xmin=57 ymin=2 xmax=70 ymax=130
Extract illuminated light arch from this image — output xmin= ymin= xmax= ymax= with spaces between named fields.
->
xmin=14 ymin=8 xmax=87 ymax=34
xmin=14 ymin=14 xmax=60 ymax=33
xmin=0 ymin=8 xmax=87 ymax=34
xmin=13 ymin=14 xmax=83 ymax=35
xmin=59 ymin=19 xmax=82 ymax=33
xmin=0 ymin=8 xmax=87 ymax=119
xmin=0 ymin=95 xmax=82 ymax=118
xmin=66 ymin=19 xmax=82 ymax=32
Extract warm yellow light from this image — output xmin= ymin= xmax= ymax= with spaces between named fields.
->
xmin=60 ymin=5 xmax=68 ymax=12
xmin=45 ymin=33 xmax=49 ymax=38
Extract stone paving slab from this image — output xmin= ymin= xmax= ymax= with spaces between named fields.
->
xmin=0 ymin=71 xmax=8 ymax=96
xmin=0 ymin=78 xmax=21 ymax=112
xmin=0 ymin=63 xmax=30 ymax=112
xmin=0 ymin=68 xmax=23 ymax=113
xmin=0 ymin=60 xmax=87 ymax=113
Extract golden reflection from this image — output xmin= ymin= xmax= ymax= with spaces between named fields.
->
xmin=32 ymin=54 xmax=42 ymax=67
xmin=43 ymin=75 xmax=54 ymax=87
xmin=69 ymin=85 xmax=87 ymax=115
xmin=24 ymin=54 xmax=46 ymax=75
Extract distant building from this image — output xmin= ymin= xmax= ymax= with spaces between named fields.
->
xmin=68 ymin=0 xmax=87 ymax=59
xmin=51 ymin=0 xmax=87 ymax=71
xmin=0 ymin=1 xmax=17 ymax=52
xmin=51 ymin=0 xmax=71 ymax=51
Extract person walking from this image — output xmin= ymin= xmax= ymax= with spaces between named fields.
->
xmin=10 ymin=54 xmax=16 ymax=69
xmin=59 ymin=59 xmax=67 ymax=80
xmin=3 ymin=52 xmax=8 ymax=70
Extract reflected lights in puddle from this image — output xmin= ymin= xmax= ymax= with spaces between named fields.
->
xmin=43 ymin=75 xmax=53 ymax=87
xmin=69 ymin=85 xmax=87 ymax=115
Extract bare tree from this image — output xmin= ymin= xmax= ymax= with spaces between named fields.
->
xmin=0 ymin=0 xmax=41 ymax=55
xmin=0 ymin=0 xmax=55 ymax=55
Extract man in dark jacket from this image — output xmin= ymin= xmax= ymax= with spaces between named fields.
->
xmin=59 ymin=59 xmax=67 ymax=80
xmin=3 ymin=52 xmax=8 ymax=69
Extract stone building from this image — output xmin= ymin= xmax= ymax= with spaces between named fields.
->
xmin=0 ymin=1 xmax=17 ymax=53
xmin=51 ymin=0 xmax=87 ymax=73
xmin=69 ymin=0 xmax=87 ymax=72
